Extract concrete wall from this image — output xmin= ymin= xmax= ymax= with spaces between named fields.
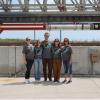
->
xmin=0 ymin=46 xmax=100 ymax=76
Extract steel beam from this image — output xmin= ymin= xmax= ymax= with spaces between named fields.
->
xmin=0 ymin=12 xmax=100 ymax=23
xmin=53 ymin=0 xmax=62 ymax=11
xmin=43 ymin=0 xmax=47 ymax=12
xmin=18 ymin=0 xmax=24 ymax=12
xmin=79 ymin=0 xmax=85 ymax=11
xmin=0 ymin=23 xmax=47 ymax=30
xmin=36 ymin=0 xmax=44 ymax=11
xmin=24 ymin=0 xmax=29 ymax=12
xmin=0 ymin=0 xmax=100 ymax=23
xmin=88 ymin=0 xmax=97 ymax=11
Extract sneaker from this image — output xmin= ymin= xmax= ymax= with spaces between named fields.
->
xmin=44 ymin=79 xmax=47 ymax=82
xmin=35 ymin=80 xmax=40 ymax=83
xmin=67 ymin=80 xmax=72 ymax=84
xmin=54 ymin=81 xmax=58 ymax=83
xmin=44 ymin=78 xmax=47 ymax=81
xmin=49 ymin=79 xmax=52 ymax=81
xmin=25 ymin=79 xmax=30 ymax=84
xmin=54 ymin=80 xmax=57 ymax=82
xmin=57 ymin=80 xmax=60 ymax=83
xmin=54 ymin=80 xmax=60 ymax=83
xmin=62 ymin=80 xmax=67 ymax=83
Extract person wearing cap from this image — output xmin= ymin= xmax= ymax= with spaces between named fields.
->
xmin=22 ymin=37 xmax=34 ymax=84
xmin=41 ymin=32 xmax=53 ymax=81
xmin=52 ymin=39 xmax=62 ymax=83
xmin=62 ymin=38 xmax=73 ymax=84
xmin=34 ymin=40 xmax=43 ymax=82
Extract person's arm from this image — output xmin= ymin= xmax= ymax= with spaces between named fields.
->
xmin=69 ymin=47 xmax=72 ymax=64
xmin=41 ymin=41 xmax=44 ymax=49
xmin=34 ymin=47 xmax=36 ymax=58
xmin=22 ymin=54 xmax=27 ymax=64
xmin=69 ymin=54 xmax=72 ymax=64
xmin=22 ymin=46 xmax=27 ymax=64
xmin=51 ymin=44 xmax=54 ymax=55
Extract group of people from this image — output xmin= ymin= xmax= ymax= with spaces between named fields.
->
xmin=22 ymin=32 xmax=72 ymax=84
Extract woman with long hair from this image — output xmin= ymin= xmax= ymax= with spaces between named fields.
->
xmin=62 ymin=38 xmax=73 ymax=84
xmin=52 ymin=39 xmax=62 ymax=83
xmin=34 ymin=40 xmax=43 ymax=82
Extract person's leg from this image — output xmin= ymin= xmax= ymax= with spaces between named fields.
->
xmin=34 ymin=59 xmax=39 ymax=81
xmin=62 ymin=60 xmax=68 ymax=83
xmin=37 ymin=59 xmax=42 ymax=81
xmin=25 ymin=59 xmax=33 ymax=79
xmin=25 ymin=61 xmax=29 ymax=79
xmin=68 ymin=63 xmax=72 ymax=82
xmin=48 ymin=59 xmax=53 ymax=81
xmin=53 ymin=59 xmax=57 ymax=82
xmin=57 ymin=59 xmax=62 ymax=82
xmin=43 ymin=59 xmax=47 ymax=81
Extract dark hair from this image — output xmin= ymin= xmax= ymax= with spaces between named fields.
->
xmin=35 ymin=40 xmax=41 ymax=47
xmin=26 ymin=37 xmax=31 ymax=41
xmin=63 ymin=38 xmax=70 ymax=45
xmin=53 ymin=39 xmax=61 ymax=48
xmin=25 ymin=37 xmax=31 ymax=44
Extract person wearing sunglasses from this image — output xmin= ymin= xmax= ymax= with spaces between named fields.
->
xmin=22 ymin=37 xmax=34 ymax=84
xmin=34 ymin=40 xmax=43 ymax=82
xmin=62 ymin=38 xmax=73 ymax=84
xmin=52 ymin=39 xmax=62 ymax=83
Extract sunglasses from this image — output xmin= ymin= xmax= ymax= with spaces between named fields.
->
xmin=64 ymin=40 xmax=68 ymax=42
xmin=26 ymin=39 xmax=31 ymax=41
xmin=44 ymin=35 xmax=49 ymax=37
xmin=54 ymin=38 xmax=59 ymax=41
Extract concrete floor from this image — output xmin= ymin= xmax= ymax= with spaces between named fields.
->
xmin=0 ymin=77 xmax=100 ymax=99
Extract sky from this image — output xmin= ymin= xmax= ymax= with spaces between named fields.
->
xmin=0 ymin=0 xmax=100 ymax=41
xmin=0 ymin=30 xmax=100 ymax=41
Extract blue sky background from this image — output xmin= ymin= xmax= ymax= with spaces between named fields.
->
xmin=0 ymin=30 xmax=100 ymax=41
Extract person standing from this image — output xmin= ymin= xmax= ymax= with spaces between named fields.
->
xmin=34 ymin=40 xmax=43 ymax=82
xmin=52 ymin=39 xmax=62 ymax=83
xmin=62 ymin=38 xmax=73 ymax=84
xmin=22 ymin=37 xmax=34 ymax=84
xmin=42 ymin=32 xmax=53 ymax=81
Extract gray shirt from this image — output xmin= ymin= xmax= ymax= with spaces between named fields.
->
xmin=61 ymin=46 xmax=72 ymax=62
xmin=22 ymin=44 xmax=34 ymax=60
xmin=42 ymin=41 xmax=52 ymax=59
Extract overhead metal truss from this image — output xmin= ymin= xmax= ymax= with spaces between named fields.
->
xmin=0 ymin=0 xmax=100 ymax=23
xmin=0 ymin=0 xmax=100 ymax=12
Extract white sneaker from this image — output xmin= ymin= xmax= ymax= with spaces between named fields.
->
xmin=54 ymin=81 xmax=58 ymax=83
xmin=25 ymin=79 xmax=30 ymax=84
xmin=35 ymin=80 xmax=40 ymax=83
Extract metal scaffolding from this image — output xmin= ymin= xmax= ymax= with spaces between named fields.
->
xmin=0 ymin=0 xmax=100 ymax=29
xmin=0 ymin=0 xmax=100 ymax=12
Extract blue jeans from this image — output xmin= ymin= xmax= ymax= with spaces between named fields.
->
xmin=63 ymin=60 xmax=72 ymax=75
xmin=34 ymin=58 xmax=42 ymax=80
